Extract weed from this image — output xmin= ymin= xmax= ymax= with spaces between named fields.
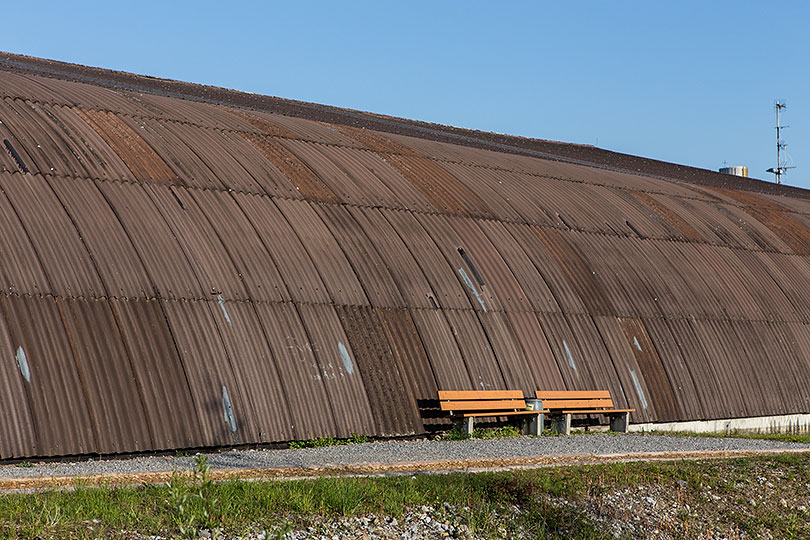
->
xmin=289 ymin=433 xmax=369 ymax=449
xmin=444 ymin=425 xmax=471 ymax=440
xmin=166 ymin=455 xmax=220 ymax=539
xmin=15 ymin=461 xmax=33 ymax=468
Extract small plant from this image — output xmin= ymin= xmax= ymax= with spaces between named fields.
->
xmin=16 ymin=461 xmax=33 ymax=468
xmin=474 ymin=425 xmax=522 ymax=439
xmin=445 ymin=425 xmax=472 ymax=440
xmin=289 ymin=433 xmax=369 ymax=449
xmin=166 ymin=455 xmax=220 ymax=539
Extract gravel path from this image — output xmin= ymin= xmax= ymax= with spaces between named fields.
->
xmin=2 ymin=434 xmax=809 ymax=482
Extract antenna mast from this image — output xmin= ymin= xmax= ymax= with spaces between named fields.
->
xmin=766 ymin=101 xmax=795 ymax=184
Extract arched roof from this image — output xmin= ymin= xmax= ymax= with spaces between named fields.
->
xmin=1 ymin=54 xmax=810 ymax=458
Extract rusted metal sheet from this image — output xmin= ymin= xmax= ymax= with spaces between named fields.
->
xmin=58 ymin=298 xmax=152 ymax=453
xmin=281 ymin=140 xmax=398 ymax=207
xmin=0 ymin=172 xmax=50 ymax=295
xmin=535 ymin=312 xmax=597 ymax=390
xmin=115 ymin=115 xmax=219 ymax=190
xmin=47 ymin=175 xmax=153 ymax=298
xmin=734 ymin=321 xmax=798 ymax=414
xmin=442 ymin=310 xmax=505 ymax=390
xmin=376 ymin=308 xmax=437 ymax=403
xmin=232 ymin=193 xmax=331 ymax=304
xmin=533 ymin=227 xmax=615 ymax=316
xmin=476 ymin=312 xmax=536 ymax=395
xmin=725 ymin=321 xmax=788 ymax=415
xmin=437 ymin=161 xmax=526 ymax=221
xmin=0 ymin=70 xmax=69 ymax=104
xmin=0 ymin=295 xmax=96 ymax=456
xmin=98 ymin=180 xmax=206 ymax=299
xmin=690 ymin=319 xmax=758 ymax=418
xmin=252 ymin=302 xmax=336 ymax=439
xmin=663 ymin=318 xmax=735 ymax=419
xmin=275 ymin=198 xmax=369 ymax=306
xmin=240 ymin=134 xmax=340 ymax=203
xmin=111 ymin=298 xmax=203 ymax=449
xmin=337 ymin=305 xmax=422 ymax=435
xmin=784 ymin=323 xmax=810 ymax=411
xmin=162 ymin=299 xmax=250 ymax=446
xmin=409 ymin=309 xmax=472 ymax=389
xmin=641 ymin=318 xmax=705 ymax=420
xmin=733 ymin=250 xmax=796 ymax=322
xmin=751 ymin=252 xmax=810 ymax=323
xmin=504 ymin=311 xmax=565 ymax=391
xmin=315 ymin=205 xmax=405 ymax=308
xmin=618 ymin=318 xmax=681 ymax=421
xmin=346 ymin=207 xmax=436 ymax=308
xmin=188 ymin=189 xmax=292 ymax=303
xmin=0 ymin=173 xmax=105 ymax=297
xmin=565 ymin=314 xmax=643 ymax=418
xmin=626 ymin=190 xmax=704 ymax=241
xmin=418 ymin=213 xmax=534 ymax=313
xmin=1 ymin=98 xmax=92 ymax=178
xmin=329 ymin=146 xmax=437 ymax=212
xmin=146 ymin=185 xmax=249 ymax=301
xmin=209 ymin=300 xmax=294 ymax=442
xmin=380 ymin=209 xmax=471 ymax=309
xmin=76 ymin=109 xmax=178 ymax=184
xmin=642 ymin=241 xmax=720 ymax=318
xmin=0 ymin=297 xmax=36 ymax=458
xmin=296 ymin=304 xmax=376 ymax=438
xmin=502 ymin=224 xmax=587 ymax=314
xmin=476 ymin=220 xmax=561 ymax=313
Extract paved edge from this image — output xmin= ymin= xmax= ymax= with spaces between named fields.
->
xmin=3 ymin=448 xmax=810 ymax=491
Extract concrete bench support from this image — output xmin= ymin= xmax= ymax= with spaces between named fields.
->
xmin=524 ymin=412 xmax=544 ymax=436
xmin=550 ymin=413 xmax=572 ymax=435
xmin=609 ymin=411 xmax=630 ymax=433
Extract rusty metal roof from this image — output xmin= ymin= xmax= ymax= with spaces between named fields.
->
xmin=4 ymin=56 xmax=810 ymax=458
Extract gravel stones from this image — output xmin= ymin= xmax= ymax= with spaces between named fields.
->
xmin=2 ymin=434 xmax=809 ymax=482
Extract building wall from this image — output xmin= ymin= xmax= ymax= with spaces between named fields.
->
xmin=1 ymin=70 xmax=810 ymax=457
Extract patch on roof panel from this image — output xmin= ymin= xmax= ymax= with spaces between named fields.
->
xmin=458 ymin=248 xmax=485 ymax=287
xmin=563 ymin=340 xmax=576 ymax=371
xmin=338 ymin=341 xmax=354 ymax=375
xmin=458 ymin=268 xmax=487 ymax=311
xmin=15 ymin=345 xmax=30 ymax=382
xmin=3 ymin=139 xmax=29 ymax=173
xmin=222 ymin=385 xmax=237 ymax=433
xmin=633 ymin=336 xmax=642 ymax=351
xmin=217 ymin=295 xmax=232 ymax=326
xmin=629 ymin=369 xmax=648 ymax=410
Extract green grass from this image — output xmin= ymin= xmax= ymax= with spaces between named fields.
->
xmin=3 ymin=453 xmax=810 ymax=539
xmin=288 ymin=432 xmax=369 ymax=449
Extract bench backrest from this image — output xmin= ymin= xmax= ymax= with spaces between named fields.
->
xmin=535 ymin=390 xmax=614 ymax=410
xmin=438 ymin=390 xmax=527 ymax=413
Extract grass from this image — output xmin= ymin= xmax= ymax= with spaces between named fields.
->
xmin=3 ymin=453 xmax=810 ymax=539
xmin=288 ymin=432 xmax=369 ymax=449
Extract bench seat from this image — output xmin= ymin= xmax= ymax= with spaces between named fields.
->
xmin=536 ymin=390 xmax=635 ymax=434
xmin=438 ymin=390 xmax=547 ymax=435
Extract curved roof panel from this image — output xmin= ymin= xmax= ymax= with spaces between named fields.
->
xmin=2 ymin=55 xmax=810 ymax=457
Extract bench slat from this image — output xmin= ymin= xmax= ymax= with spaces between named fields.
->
xmin=536 ymin=390 xmax=611 ymax=399
xmin=439 ymin=390 xmax=524 ymax=400
xmin=540 ymin=398 xmax=615 ymax=409
xmin=462 ymin=409 xmax=548 ymax=418
xmin=440 ymin=399 xmax=528 ymax=412
xmin=559 ymin=408 xmax=635 ymax=414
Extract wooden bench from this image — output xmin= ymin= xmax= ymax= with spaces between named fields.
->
xmin=438 ymin=390 xmax=547 ymax=435
xmin=535 ymin=390 xmax=635 ymax=435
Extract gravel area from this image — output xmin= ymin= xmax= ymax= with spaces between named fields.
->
xmin=2 ymin=433 xmax=809 ymax=481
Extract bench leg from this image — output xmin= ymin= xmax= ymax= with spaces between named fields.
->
xmin=550 ymin=413 xmax=571 ymax=435
xmin=609 ymin=412 xmax=630 ymax=433
xmin=463 ymin=416 xmax=474 ymax=436
xmin=523 ymin=413 xmax=544 ymax=436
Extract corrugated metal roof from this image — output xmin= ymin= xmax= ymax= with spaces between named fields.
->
xmin=5 ymin=60 xmax=810 ymax=457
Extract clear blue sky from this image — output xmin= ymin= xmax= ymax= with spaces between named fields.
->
xmin=5 ymin=1 xmax=809 ymax=188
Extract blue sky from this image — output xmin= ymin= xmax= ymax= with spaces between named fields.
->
xmin=5 ymin=1 xmax=809 ymax=188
